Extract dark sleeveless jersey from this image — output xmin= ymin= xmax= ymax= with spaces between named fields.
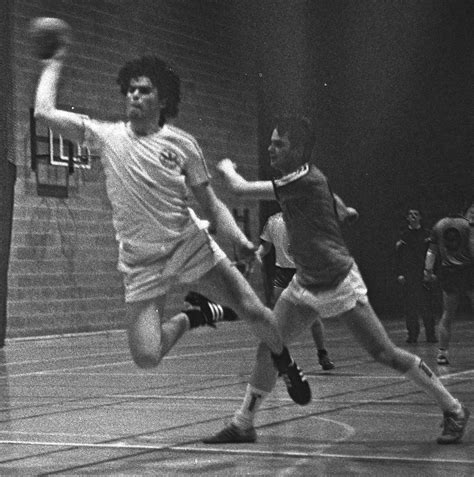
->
xmin=430 ymin=216 xmax=473 ymax=269
xmin=273 ymin=163 xmax=354 ymax=289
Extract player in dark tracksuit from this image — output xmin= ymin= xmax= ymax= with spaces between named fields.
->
xmin=395 ymin=209 xmax=437 ymax=343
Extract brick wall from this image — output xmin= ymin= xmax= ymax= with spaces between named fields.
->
xmin=8 ymin=0 xmax=261 ymax=338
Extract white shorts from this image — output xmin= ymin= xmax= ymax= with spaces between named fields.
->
xmin=280 ymin=262 xmax=368 ymax=319
xmin=118 ymin=229 xmax=226 ymax=302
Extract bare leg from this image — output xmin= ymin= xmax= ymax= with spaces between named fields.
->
xmin=193 ymin=258 xmax=284 ymax=354
xmin=193 ymin=259 xmax=311 ymax=406
xmin=340 ymin=300 xmax=416 ymax=372
xmin=273 ymin=285 xmax=331 ymax=358
xmin=126 ymin=295 xmax=189 ymax=368
xmin=310 ymin=319 xmax=326 ymax=350
xmin=248 ymin=296 xmax=315 ymax=392
xmin=232 ymin=296 xmax=313 ymax=430
xmin=340 ymin=300 xmax=460 ymax=412
xmin=249 ymin=342 xmax=277 ymax=392
xmin=438 ymin=291 xmax=460 ymax=351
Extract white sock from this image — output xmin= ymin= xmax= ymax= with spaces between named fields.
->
xmin=232 ymin=384 xmax=268 ymax=429
xmin=404 ymin=358 xmax=461 ymax=413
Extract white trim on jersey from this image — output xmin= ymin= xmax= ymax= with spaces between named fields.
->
xmin=273 ymin=163 xmax=310 ymax=188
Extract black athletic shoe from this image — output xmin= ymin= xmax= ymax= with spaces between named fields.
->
xmin=185 ymin=291 xmax=238 ymax=323
xmin=271 ymin=347 xmax=311 ymax=405
xmin=437 ymin=354 xmax=450 ymax=366
xmin=203 ymin=423 xmax=257 ymax=444
xmin=318 ymin=352 xmax=335 ymax=371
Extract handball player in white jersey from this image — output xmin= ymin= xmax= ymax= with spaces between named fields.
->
xmin=32 ymin=30 xmax=310 ymax=404
xmin=205 ymin=115 xmax=469 ymax=444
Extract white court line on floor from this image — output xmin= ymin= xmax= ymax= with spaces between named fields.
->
xmin=6 ymin=361 xmax=134 ymax=378
xmin=2 ymin=348 xmax=250 ymax=379
xmin=173 ymin=445 xmax=474 ymax=466
xmin=6 ymin=325 xmax=247 ymax=348
xmin=0 ymin=416 xmax=350 ymax=442
xmin=349 ymin=408 xmax=443 ymax=417
xmin=2 ymin=351 xmax=128 ymax=367
xmin=0 ymin=430 xmax=115 ymax=439
xmin=4 ymin=345 xmax=260 ymax=378
xmin=7 ymin=319 xmax=473 ymax=374
xmin=99 ymin=394 xmax=442 ymax=408
xmin=31 ymin=370 xmax=403 ymax=379
xmin=0 ymin=438 xmax=472 ymax=466
xmin=13 ymin=368 xmax=474 ymax=381
xmin=43 ymin=372 xmax=249 ymax=378
xmin=2 ymin=339 xmax=255 ymax=368
xmin=441 ymin=368 xmax=474 ymax=379
xmin=8 ymin=329 xmax=126 ymax=343
xmin=6 ymin=319 xmax=473 ymax=350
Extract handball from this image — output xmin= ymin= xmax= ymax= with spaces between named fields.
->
xmin=29 ymin=17 xmax=71 ymax=59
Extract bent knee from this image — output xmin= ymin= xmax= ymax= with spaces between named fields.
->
xmin=369 ymin=344 xmax=409 ymax=371
xmin=131 ymin=351 xmax=162 ymax=369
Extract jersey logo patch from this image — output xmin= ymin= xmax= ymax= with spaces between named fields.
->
xmin=159 ymin=150 xmax=182 ymax=171
xmin=274 ymin=163 xmax=310 ymax=187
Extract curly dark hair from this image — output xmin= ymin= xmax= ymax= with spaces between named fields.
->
xmin=275 ymin=115 xmax=315 ymax=162
xmin=117 ymin=55 xmax=181 ymax=126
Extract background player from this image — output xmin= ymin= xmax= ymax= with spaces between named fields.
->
xmin=395 ymin=208 xmax=437 ymax=343
xmin=424 ymin=203 xmax=474 ymax=365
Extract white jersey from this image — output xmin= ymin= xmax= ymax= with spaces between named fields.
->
xmin=260 ymin=212 xmax=295 ymax=269
xmin=83 ymin=119 xmax=210 ymax=259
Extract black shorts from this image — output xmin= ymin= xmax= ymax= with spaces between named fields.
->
xmin=438 ymin=266 xmax=474 ymax=294
xmin=273 ymin=266 xmax=296 ymax=289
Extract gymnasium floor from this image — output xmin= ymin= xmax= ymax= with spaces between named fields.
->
xmin=0 ymin=315 xmax=472 ymax=476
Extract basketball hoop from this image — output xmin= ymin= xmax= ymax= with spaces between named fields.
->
xmin=29 ymin=106 xmax=94 ymax=198
xmin=30 ymin=108 xmax=71 ymax=198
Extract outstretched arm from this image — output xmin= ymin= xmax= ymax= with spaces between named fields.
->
xmin=216 ymin=159 xmax=276 ymax=201
xmin=34 ymin=36 xmax=85 ymax=144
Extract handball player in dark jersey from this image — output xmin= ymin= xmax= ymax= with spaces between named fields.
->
xmin=257 ymin=211 xmax=336 ymax=370
xmin=424 ymin=204 xmax=474 ymax=365
xmin=204 ymin=115 xmax=469 ymax=445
